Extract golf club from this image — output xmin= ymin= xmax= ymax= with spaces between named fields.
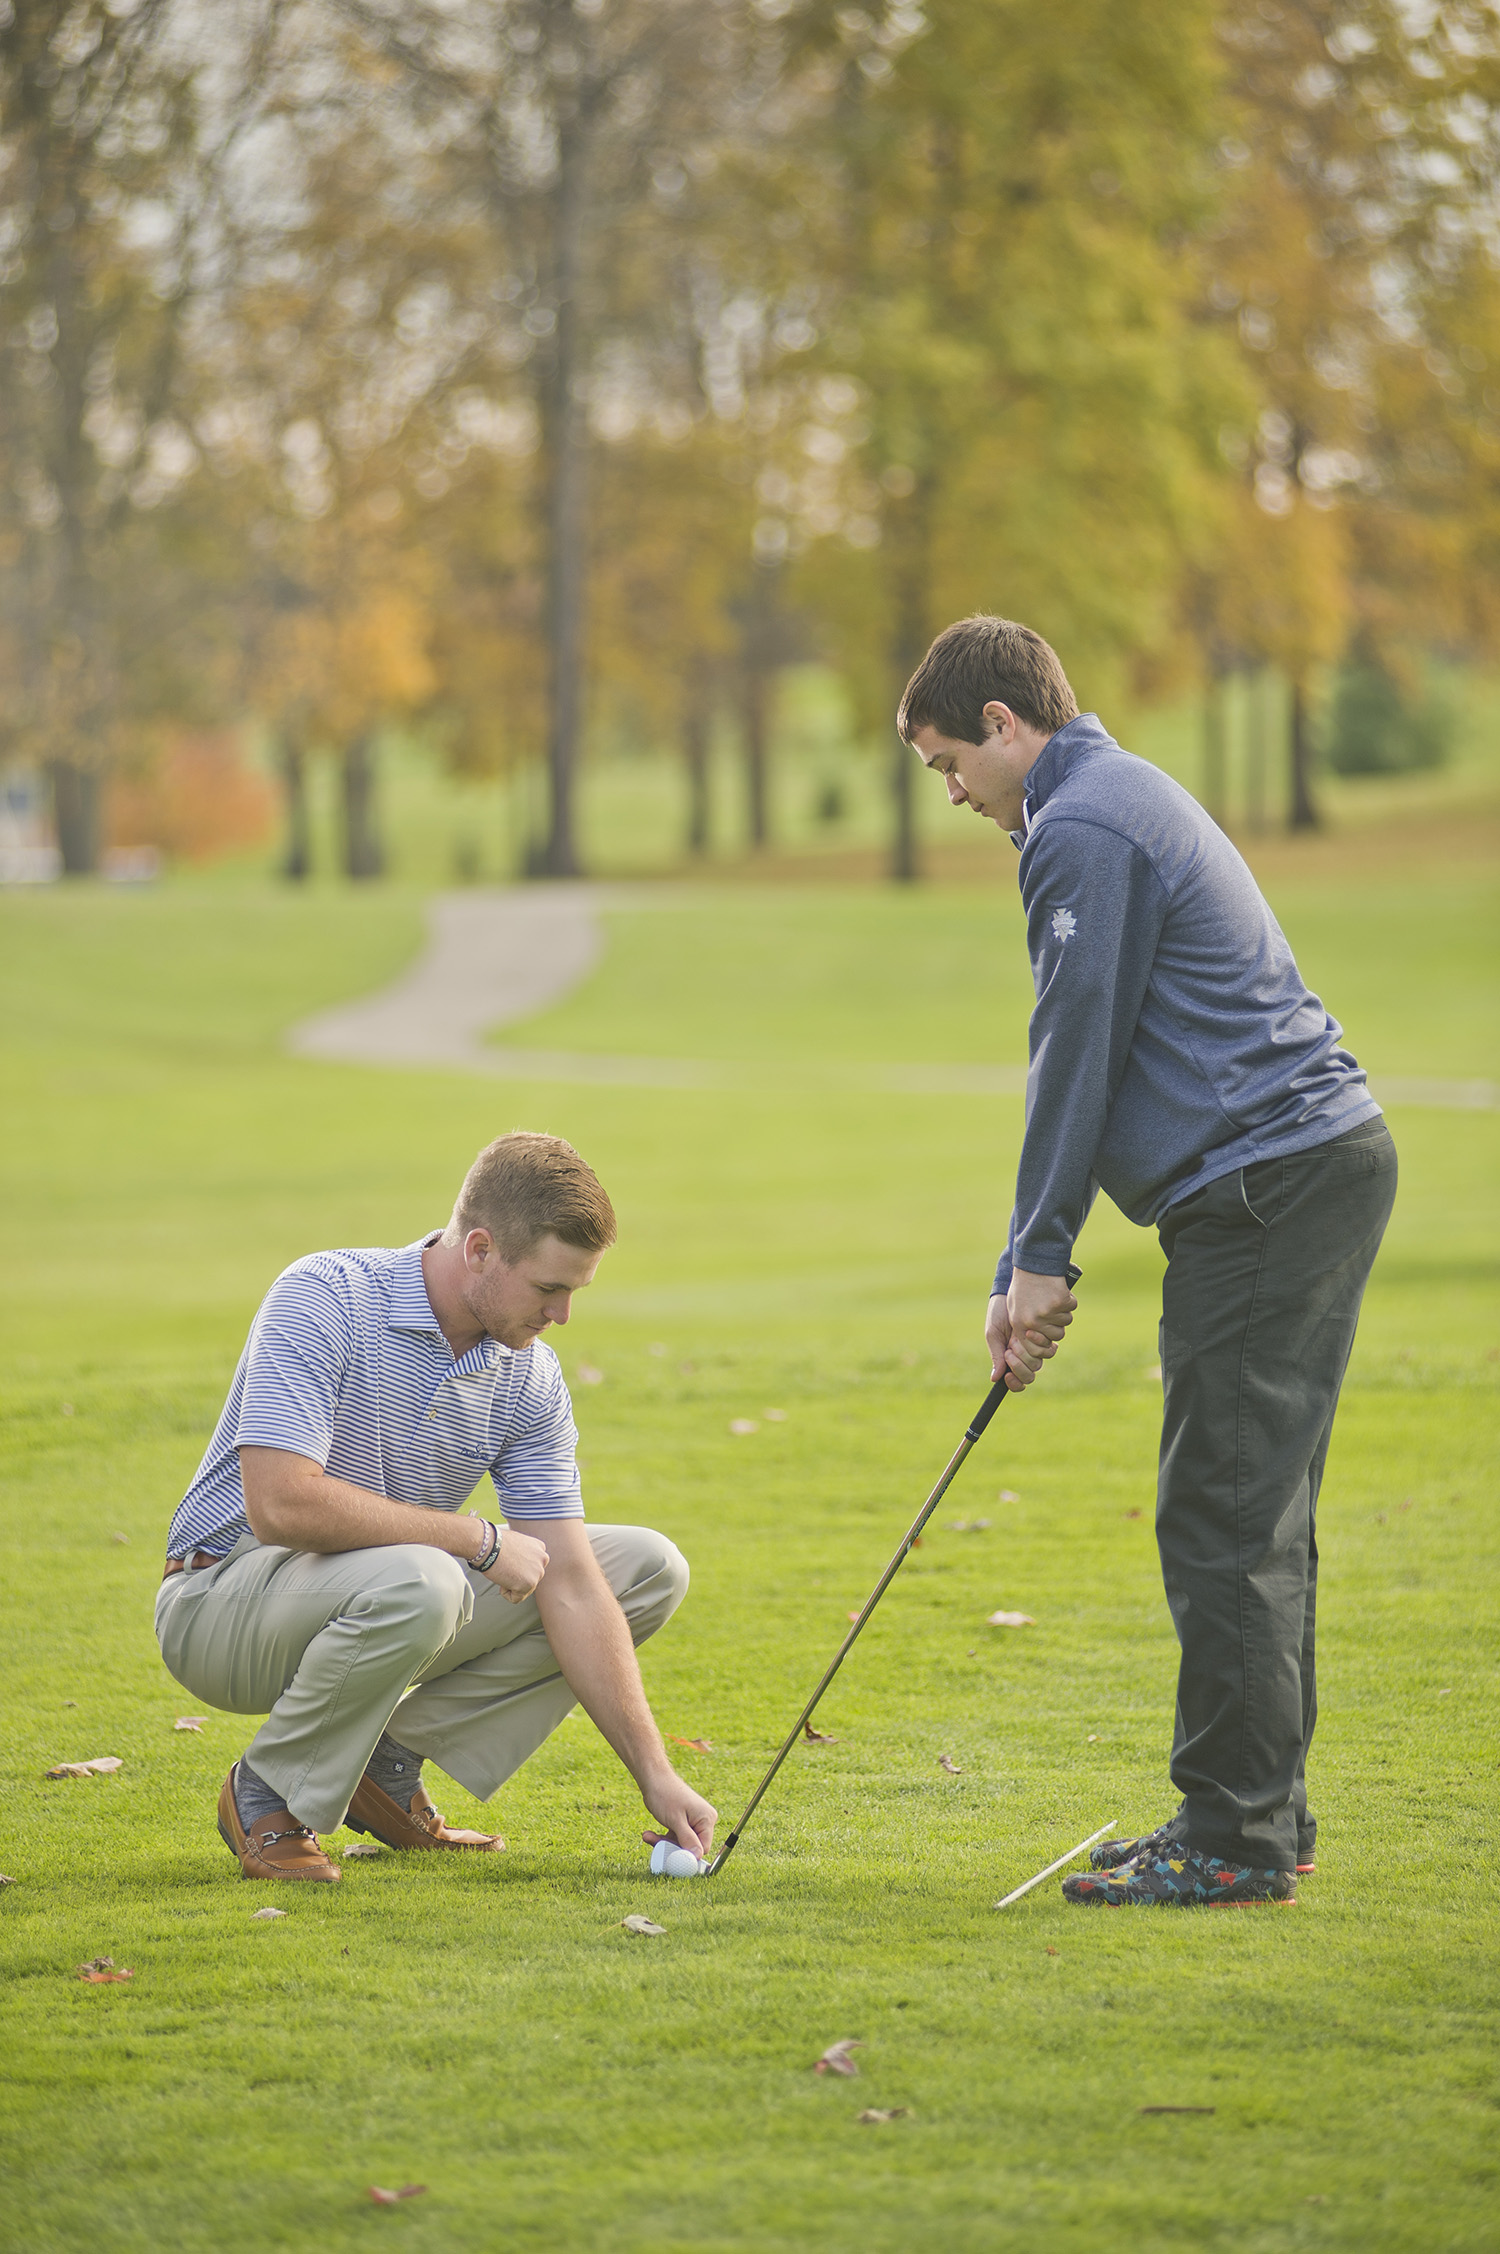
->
xmin=704 ymin=1265 xmax=1079 ymax=1880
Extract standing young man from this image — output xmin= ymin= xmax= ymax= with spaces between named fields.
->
xmin=157 ymin=1131 xmax=714 ymax=1882
xmin=899 ymin=616 xmax=1397 ymax=1908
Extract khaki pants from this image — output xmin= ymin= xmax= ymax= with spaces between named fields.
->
xmin=155 ymin=1525 xmax=689 ymax=1835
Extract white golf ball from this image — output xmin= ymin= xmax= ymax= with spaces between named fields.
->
xmin=649 ymin=1839 xmax=705 ymax=1878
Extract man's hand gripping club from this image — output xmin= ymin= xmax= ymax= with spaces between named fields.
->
xmin=987 ymin=1268 xmax=1078 ymax=1391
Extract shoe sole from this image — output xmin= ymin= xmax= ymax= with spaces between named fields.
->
xmin=344 ymin=1798 xmax=504 ymax=1853
xmin=1067 ymin=1894 xmax=1296 ymax=1908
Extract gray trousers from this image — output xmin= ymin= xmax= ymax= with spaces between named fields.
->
xmin=1156 ymin=1117 xmax=1397 ymax=1869
xmin=155 ymin=1523 xmax=689 ymax=1834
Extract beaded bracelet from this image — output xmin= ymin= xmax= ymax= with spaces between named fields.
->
xmin=470 ymin=1519 xmax=504 ymax=1574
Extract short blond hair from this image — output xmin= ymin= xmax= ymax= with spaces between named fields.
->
xmin=446 ymin=1132 xmax=617 ymax=1262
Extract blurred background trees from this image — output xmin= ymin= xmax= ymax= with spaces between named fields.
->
xmin=2 ymin=0 xmax=1497 ymax=881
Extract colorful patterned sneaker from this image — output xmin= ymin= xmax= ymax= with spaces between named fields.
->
xmin=1092 ymin=1825 xmax=1316 ymax=1875
xmin=1088 ymin=1824 xmax=1173 ymax=1870
xmin=1063 ymin=1847 xmax=1295 ymax=1907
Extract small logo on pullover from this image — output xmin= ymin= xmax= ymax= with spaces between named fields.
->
xmin=1051 ymin=908 xmax=1078 ymax=943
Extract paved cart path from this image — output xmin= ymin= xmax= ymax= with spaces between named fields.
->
xmin=288 ymin=885 xmax=1498 ymax=1108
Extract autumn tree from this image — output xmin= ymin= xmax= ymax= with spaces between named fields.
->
xmin=1199 ymin=0 xmax=1500 ymax=825
xmin=311 ymin=0 xmax=785 ymax=876
xmin=760 ymin=0 xmax=1239 ymax=879
xmin=0 ymin=0 xmax=224 ymax=871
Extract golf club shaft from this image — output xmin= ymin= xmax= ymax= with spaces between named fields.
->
xmin=705 ymin=1375 xmax=1012 ymax=1877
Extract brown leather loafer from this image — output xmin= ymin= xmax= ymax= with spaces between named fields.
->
xmin=217 ymin=1766 xmax=341 ymax=1882
xmin=345 ymin=1772 xmax=505 ymax=1852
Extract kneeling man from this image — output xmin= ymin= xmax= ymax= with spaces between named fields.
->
xmin=157 ymin=1131 xmax=715 ymax=1882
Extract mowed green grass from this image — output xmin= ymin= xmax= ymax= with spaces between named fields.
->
xmin=0 ymin=856 xmax=1496 ymax=2254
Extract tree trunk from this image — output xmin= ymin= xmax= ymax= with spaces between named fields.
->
xmin=280 ymin=738 xmax=311 ymax=881
xmin=537 ymin=99 xmax=590 ymax=879
xmin=887 ymin=481 xmax=931 ymax=884
xmin=1245 ymin=669 xmax=1269 ymax=835
xmin=341 ymin=734 xmax=384 ymax=879
xmin=741 ymin=663 xmax=769 ymax=851
xmin=1202 ymin=669 xmax=1228 ymax=828
xmin=48 ymin=760 xmax=100 ymax=876
xmin=737 ymin=567 xmax=778 ymax=853
xmin=683 ymin=692 xmax=711 ymax=858
xmin=889 ymin=727 xmax=917 ymax=883
xmin=1288 ymin=677 xmax=1319 ymax=831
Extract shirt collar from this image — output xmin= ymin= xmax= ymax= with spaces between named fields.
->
xmin=1013 ymin=712 xmax=1115 ymax=845
xmin=387 ymin=1239 xmax=446 ymax=1334
xmin=386 ymin=1238 xmax=505 ymax=1368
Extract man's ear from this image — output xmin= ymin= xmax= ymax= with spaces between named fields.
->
xmin=463 ymin=1227 xmax=497 ymax=1272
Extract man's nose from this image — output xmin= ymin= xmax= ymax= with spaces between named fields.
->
xmin=946 ymin=772 xmax=968 ymax=805
xmin=545 ymin=1292 xmax=573 ymax=1326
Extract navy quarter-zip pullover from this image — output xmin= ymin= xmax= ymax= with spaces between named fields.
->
xmin=993 ymin=713 xmax=1380 ymax=1294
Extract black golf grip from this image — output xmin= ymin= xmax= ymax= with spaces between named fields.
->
xmin=965 ymin=1377 xmax=1009 ymax=1442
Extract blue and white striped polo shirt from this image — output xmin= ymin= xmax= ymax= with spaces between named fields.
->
xmin=166 ymin=1238 xmax=583 ymax=1559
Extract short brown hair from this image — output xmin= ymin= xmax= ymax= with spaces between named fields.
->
xmin=446 ymin=1132 xmax=617 ymax=1262
xmin=897 ymin=615 xmax=1079 ymax=745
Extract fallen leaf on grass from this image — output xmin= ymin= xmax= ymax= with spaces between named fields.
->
xmin=575 ymin=1365 xmax=604 ymax=1386
xmin=814 ymin=2039 xmax=862 ymax=2077
xmin=857 ymin=2108 xmax=911 ymax=2124
xmin=78 ymin=1959 xmax=133 ymax=1983
xmin=174 ymin=1717 xmax=207 ymax=1733
xmin=367 ymin=2185 xmax=426 ymax=2205
xmin=764 ymin=1408 xmax=787 ymax=1422
xmin=999 ymin=1490 xmax=1019 ymax=1502
xmin=803 ymin=1722 xmax=837 ymax=1743
xmin=1125 ymin=1508 xmax=1142 ymax=1520
xmin=729 ymin=1418 xmax=759 ymax=1436
xmin=670 ymin=1736 xmax=714 ymax=1754
xmin=251 ymin=1906 xmax=288 ymax=1921
xmin=1087 ymin=1734 xmax=1100 ymax=1744
xmin=847 ymin=1609 xmax=860 ymax=1622
xmin=0 ymin=1874 xmax=14 ymax=1886
xmin=938 ymin=1754 xmax=962 ymax=1775
xmin=948 ymin=1518 xmax=992 ymax=1533
xmin=45 ymin=1756 xmax=123 ymax=1778
xmin=112 ymin=1532 xmax=130 ymax=1545
xmin=1138 ymin=2105 xmax=1214 ymax=2116
xmin=1045 ymin=1947 xmax=1059 ymax=1957
xmin=986 ymin=1612 xmax=1035 ymax=1629
xmin=343 ymin=1841 xmax=382 ymax=1857
xmin=621 ymin=1915 xmax=667 ymax=1937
